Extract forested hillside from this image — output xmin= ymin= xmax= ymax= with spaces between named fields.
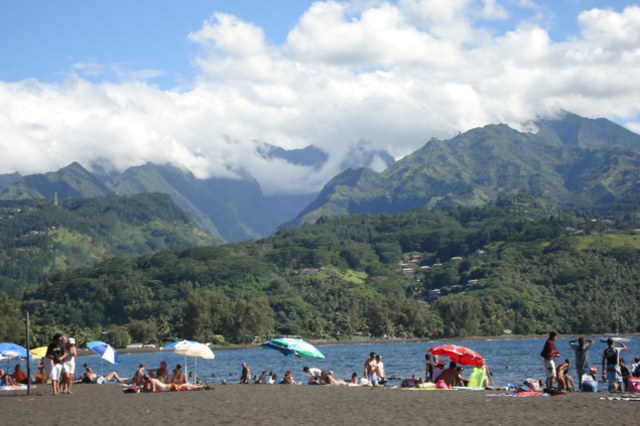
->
xmin=0 ymin=193 xmax=218 ymax=295
xmin=6 ymin=193 xmax=640 ymax=348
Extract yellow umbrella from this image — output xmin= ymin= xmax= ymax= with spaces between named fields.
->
xmin=30 ymin=346 xmax=48 ymax=359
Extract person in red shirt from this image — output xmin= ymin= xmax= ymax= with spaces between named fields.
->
xmin=540 ymin=331 xmax=561 ymax=389
xmin=12 ymin=364 xmax=28 ymax=384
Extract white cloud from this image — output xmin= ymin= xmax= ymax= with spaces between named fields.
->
xmin=1 ymin=1 xmax=639 ymax=196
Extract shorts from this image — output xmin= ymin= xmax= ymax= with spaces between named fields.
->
xmin=63 ymin=358 xmax=76 ymax=375
xmin=50 ymin=363 xmax=63 ymax=381
xmin=544 ymin=359 xmax=556 ymax=379
xmin=367 ymin=374 xmax=378 ymax=386
xmin=607 ymin=367 xmax=623 ymax=389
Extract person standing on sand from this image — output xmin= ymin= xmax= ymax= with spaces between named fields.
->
xmin=364 ymin=352 xmax=378 ymax=386
xmin=61 ymin=337 xmax=77 ymax=394
xmin=375 ymin=354 xmax=386 ymax=385
xmin=425 ymin=353 xmax=434 ymax=382
xmin=602 ymin=338 xmax=627 ymax=391
xmin=569 ymin=337 xmax=594 ymax=389
xmin=240 ymin=362 xmax=251 ymax=384
xmin=45 ymin=333 xmax=66 ymax=395
xmin=540 ymin=331 xmax=560 ymax=390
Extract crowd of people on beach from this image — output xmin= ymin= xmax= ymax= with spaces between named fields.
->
xmin=4 ymin=332 xmax=640 ymax=395
xmin=541 ymin=332 xmax=640 ymax=393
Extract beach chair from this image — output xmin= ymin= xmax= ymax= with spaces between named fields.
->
xmin=468 ymin=367 xmax=486 ymax=388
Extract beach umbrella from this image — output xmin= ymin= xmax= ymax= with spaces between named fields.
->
xmin=29 ymin=346 xmax=48 ymax=359
xmin=174 ymin=342 xmax=214 ymax=382
xmin=86 ymin=341 xmax=119 ymax=364
xmin=160 ymin=340 xmax=197 ymax=351
xmin=0 ymin=342 xmax=29 ymax=360
xmin=262 ymin=338 xmax=325 ymax=360
xmin=428 ymin=344 xmax=484 ymax=367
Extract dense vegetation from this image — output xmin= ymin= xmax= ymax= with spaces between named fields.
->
xmin=4 ymin=193 xmax=640 ymax=348
xmin=0 ymin=193 xmax=218 ymax=295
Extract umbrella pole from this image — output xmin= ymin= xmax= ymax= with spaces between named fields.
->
xmin=25 ymin=312 xmax=31 ymax=396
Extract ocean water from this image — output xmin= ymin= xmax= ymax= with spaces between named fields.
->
xmin=20 ymin=337 xmax=640 ymax=387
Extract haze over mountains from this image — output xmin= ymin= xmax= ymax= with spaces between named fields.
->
xmin=2 ymin=112 xmax=640 ymax=241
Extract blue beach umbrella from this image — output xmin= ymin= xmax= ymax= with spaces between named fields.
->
xmin=86 ymin=341 xmax=119 ymax=365
xmin=0 ymin=342 xmax=29 ymax=360
xmin=160 ymin=340 xmax=197 ymax=351
xmin=263 ymin=338 xmax=325 ymax=360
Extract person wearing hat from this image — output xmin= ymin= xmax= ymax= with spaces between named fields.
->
xmin=171 ymin=363 xmax=185 ymax=384
xmin=61 ymin=337 xmax=77 ymax=394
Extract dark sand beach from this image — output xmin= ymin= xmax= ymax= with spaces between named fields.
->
xmin=2 ymin=383 xmax=637 ymax=426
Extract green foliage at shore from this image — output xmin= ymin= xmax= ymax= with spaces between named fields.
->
xmin=8 ymin=193 xmax=640 ymax=346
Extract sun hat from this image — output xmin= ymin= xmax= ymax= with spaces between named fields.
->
xmin=68 ymin=338 xmax=76 ymax=345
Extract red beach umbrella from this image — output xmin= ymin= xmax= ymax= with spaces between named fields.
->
xmin=428 ymin=344 xmax=484 ymax=367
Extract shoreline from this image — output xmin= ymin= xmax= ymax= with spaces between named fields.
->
xmin=93 ymin=332 xmax=636 ymax=356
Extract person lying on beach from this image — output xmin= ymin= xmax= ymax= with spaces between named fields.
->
xmin=141 ymin=375 xmax=209 ymax=392
xmin=320 ymin=371 xmax=361 ymax=386
xmin=82 ymin=364 xmax=128 ymax=383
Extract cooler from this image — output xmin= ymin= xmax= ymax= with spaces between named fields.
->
xmin=627 ymin=377 xmax=640 ymax=393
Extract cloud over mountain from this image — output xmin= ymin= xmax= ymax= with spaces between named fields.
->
xmin=1 ymin=1 xmax=639 ymax=195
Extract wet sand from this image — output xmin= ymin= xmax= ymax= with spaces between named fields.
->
xmin=2 ymin=383 xmax=638 ymax=426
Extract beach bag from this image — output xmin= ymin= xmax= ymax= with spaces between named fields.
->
xmin=435 ymin=380 xmax=449 ymax=389
xmin=359 ymin=378 xmax=370 ymax=386
xmin=96 ymin=376 xmax=106 ymax=384
xmin=523 ymin=378 xmax=541 ymax=392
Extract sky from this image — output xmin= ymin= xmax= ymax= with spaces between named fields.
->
xmin=1 ymin=0 xmax=639 ymax=195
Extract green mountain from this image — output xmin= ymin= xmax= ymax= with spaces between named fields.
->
xmin=292 ymin=113 xmax=640 ymax=225
xmin=0 ymin=162 xmax=315 ymax=243
xmin=13 ymin=196 xmax=640 ymax=346
xmin=0 ymin=192 xmax=218 ymax=295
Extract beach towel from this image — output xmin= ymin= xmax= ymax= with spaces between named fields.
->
xmin=468 ymin=367 xmax=486 ymax=388
xmin=1 ymin=385 xmax=29 ymax=391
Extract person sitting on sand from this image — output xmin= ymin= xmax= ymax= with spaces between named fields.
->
xmin=142 ymin=374 xmax=209 ymax=392
xmin=437 ymin=362 xmax=467 ymax=388
xmin=130 ymin=362 xmax=146 ymax=385
xmin=258 ymin=370 xmax=272 ymax=384
xmin=432 ymin=360 xmax=446 ymax=382
xmin=280 ymin=370 xmax=297 ymax=385
xmin=35 ymin=360 xmax=47 ymax=384
xmin=556 ymin=359 xmax=575 ymax=391
xmin=1 ymin=369 xmax=16 ymax=386
xmin=82 ymin=364 xmax=128 ymax=383
xmin=170 ymin=364 xmax=185 ymax=384
xmin=149 ymin=361 xmax=170 ymax=382
xmin=12 ymin=364 xmax=28 ymax=384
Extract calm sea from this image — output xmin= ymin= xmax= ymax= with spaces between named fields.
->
xmin=21 ymin=337 xmax=640 ymax=387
